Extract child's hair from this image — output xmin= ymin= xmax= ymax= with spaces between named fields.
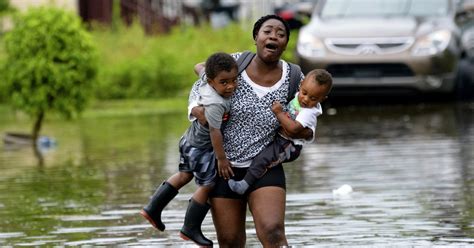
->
xmin=253 ymin=14 xmax=291 ymax=42
xmin=306 ymin=69 xmax=333 ymax=94
xmin=205 ymin=52 xmax=238 ymax=80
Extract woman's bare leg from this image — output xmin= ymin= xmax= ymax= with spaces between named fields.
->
xmin=248 ymin=186 xmax=287 ymax=247
xmin=210 ymin=197 xmax=247 ymax=247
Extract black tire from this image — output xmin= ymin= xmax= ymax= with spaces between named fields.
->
xmin=455 ymin=58 xmax=474 ymax=101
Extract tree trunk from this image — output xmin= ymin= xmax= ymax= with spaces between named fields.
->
xmin=32 ymin=111 xmax=45 ymax=145
xmin=32 ymin=111 xmax=45 ymax=166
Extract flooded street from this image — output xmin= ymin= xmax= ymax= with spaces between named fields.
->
xmin=0 ymin=101 xmax=473 ymax=246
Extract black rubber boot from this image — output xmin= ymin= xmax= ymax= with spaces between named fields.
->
xmin=179 ymin=198 xmax=213 ymax=247
xmin=140 ymin=181 xmax=178 ymax=231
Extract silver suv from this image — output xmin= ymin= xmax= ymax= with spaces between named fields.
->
xmin=295 ymin=0 xmax=474 ymax=95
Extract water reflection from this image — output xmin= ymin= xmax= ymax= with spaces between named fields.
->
xmin=0 ymin=102 xmax=473 ymax=246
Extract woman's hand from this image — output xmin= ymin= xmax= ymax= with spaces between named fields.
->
xmin=217 ymin=158 xmax=234 ymax=180
xmin=293 ymin=128 xmax=313 ymax=139
xmin=194 ymin=62 xmax=205 ymax=76
xmin=271 ymin=101 xmax=284 ymax=115
xmin=191 ymin=105 xmax=207 ymax=126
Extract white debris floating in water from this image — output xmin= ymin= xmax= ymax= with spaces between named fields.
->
xmin=332 ymin=184 xmax=353 ymax=196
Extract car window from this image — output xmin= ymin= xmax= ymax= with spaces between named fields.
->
xmin=321 ymin=0 xmax=449 ymax=18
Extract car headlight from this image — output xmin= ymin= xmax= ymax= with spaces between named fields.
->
xmin=297 ymin=31 xmax=326 ymax=57
xmin=411 ymin=30 xmax=452 ymax=56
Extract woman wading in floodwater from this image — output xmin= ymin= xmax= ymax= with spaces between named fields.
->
xmin=190 ymin=14 xmax=311 ymax=247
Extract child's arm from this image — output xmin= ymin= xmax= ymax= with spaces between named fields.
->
xmin=210 ymin=127 xmax=234 ymax=179
xmin=272 ymin=101 xmax=311 ymax=138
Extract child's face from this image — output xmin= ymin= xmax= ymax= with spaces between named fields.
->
xmin=297 ymin=78 xmax=330 ymax=108
xmin=208 ymin=67 xmax=238 ymax=98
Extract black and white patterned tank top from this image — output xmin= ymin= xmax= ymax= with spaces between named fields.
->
xmin=188 ymin=52 xmax=299 ymax=166
xmin=222 ymin=53 xmax=294 ymax=164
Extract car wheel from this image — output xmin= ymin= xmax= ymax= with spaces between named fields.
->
xmin=455 ymin=58 xmax=474 ymax=101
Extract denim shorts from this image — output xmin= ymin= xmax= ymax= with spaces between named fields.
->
xmin=178 ymin=136 xmax=217 ymax=186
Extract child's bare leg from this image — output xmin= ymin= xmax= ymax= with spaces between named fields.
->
xmin=192 ymin=185 xmax=213 ymax=204
xmin=167 ymin=171 xmax=194 ymax=189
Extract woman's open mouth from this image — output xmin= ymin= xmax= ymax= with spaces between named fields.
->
xmin=265 ymin=43 xmax=279 ymax=52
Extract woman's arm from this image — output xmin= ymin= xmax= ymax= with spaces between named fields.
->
xmin=194 ymin=62 xmax=205 ymax=77
xmin=191 ymin=106 xmax=207 ymax=126
xmin=292 ymin=127 xmax=313 ymax=140
xmin=188 ymin=77 xmax=208 ymax=125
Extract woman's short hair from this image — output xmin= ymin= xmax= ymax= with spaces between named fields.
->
xmin=252 ymin=14 xmax=290 ymax=42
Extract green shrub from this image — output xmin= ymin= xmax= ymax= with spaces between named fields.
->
xmin=0 ymin=0 xmax=13 ymax=35
xmin=82 ymin=17 xmax=299 ymax=100
xmin=0 ymin=0 xmax=9 ymax=13
xmin=92 ymin=21 xmax=257 ymax=99
xmin=96 ymin=53 xmax=183 ymax=99
xmin=0 ymin=39 xmax=5 ymax=103
xmin=3 ymin=7 xmax=97 ymax=140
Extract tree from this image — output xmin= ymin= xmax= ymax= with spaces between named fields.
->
xmin=0 ymin=0 xmax=9 ymax=13
xmin=0 ymin=0 xmax=11 ymax=35
xmin=3 ymin=7 xmax=97 ymax=150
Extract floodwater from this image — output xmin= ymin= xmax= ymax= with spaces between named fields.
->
xmin=0 ymin=100 xmax=473 ymax=247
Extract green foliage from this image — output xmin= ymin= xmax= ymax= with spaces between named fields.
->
xmin=92 ymin=21 xmax=256 ymax=99
xmin=0 ymin=39 xmax=6 ymax=103
xmin=285 ymin=29 xmax=299 ymax=62
xmin=0 ymin=0 xmax=13 ymax=34
xmin=0 ymin=16 xmax=299 ymax=102
xmin=83 ymin=98 xmax=187 ymax=118
xmin=0 ymin=0 xmax=9 ymax=13
xmin=3 ymin=7 xmax=97 ymax=119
